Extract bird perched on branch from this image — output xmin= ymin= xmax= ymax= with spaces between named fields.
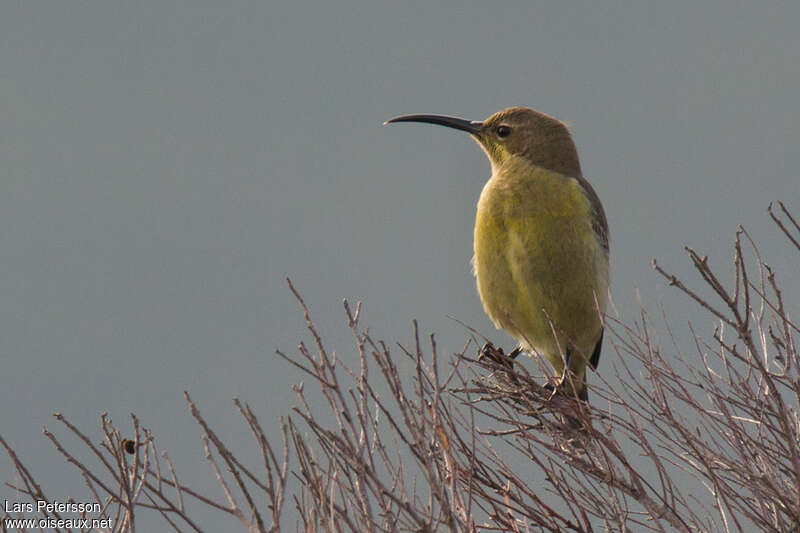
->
xmin=386 ymin=107 xmax=609 ymax=402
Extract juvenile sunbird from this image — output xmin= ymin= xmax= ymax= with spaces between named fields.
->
xmin=386 ymin=107 xmax=609 ymax=401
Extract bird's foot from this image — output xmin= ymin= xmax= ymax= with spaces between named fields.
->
xmin=478 ymin=342 xmax=515 ymax=370
xmin=543 ymin=376 xmax=582 ymax=400
xmin=543 ymin=379 xmax=589 ymax=432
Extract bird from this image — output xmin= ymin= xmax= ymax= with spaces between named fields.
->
xmin=385 ymin=107 xmax=609 ymax=402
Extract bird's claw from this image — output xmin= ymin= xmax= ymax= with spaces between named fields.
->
xmin=478 ymin=341 xmax=502 ymax=360
xmin=478 ymin=342 xmax=514 ymax=369
xmin=543 ymin=381 xmax=558 ymax=400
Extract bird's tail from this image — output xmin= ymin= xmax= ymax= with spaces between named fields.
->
xmin=576 ymin=374 xmax=589 ymax=403
xmin=563 ymin=372 xmax=589 ymax=431
xmin=560 ymin=366 xmax=588 ymax=403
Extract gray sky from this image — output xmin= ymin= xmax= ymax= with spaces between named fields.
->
xmin=1 ymin=0 xmax=799 ymax=529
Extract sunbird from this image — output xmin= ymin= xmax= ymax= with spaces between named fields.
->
xmin=386 ymin=107 xmax=609 ymax=401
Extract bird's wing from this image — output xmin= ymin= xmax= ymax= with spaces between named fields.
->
xmin=589 ymin=328 xmax=603 ymax=369
xmin=575 ymin=175 xmax=609 ymax=256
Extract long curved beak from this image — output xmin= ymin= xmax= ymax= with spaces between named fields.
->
xmin=384 ymin=114 xmax=482 ymax=135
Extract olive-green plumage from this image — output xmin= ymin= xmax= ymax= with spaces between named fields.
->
xmin=386 ymin=107 xmax=609 ymax=401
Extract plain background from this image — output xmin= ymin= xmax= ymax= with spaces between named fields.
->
xmin=1 ymin=1 xmax=798 ymax=529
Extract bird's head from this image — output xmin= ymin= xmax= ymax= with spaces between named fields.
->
xmin=385 ymin=106 xmax=581 ymax=177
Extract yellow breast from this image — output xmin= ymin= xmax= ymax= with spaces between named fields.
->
xmin=473 ymin=158 xmax=608 ymax=372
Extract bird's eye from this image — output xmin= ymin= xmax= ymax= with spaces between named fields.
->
xmin=496 ymin=125 xmax=512 ymax=138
